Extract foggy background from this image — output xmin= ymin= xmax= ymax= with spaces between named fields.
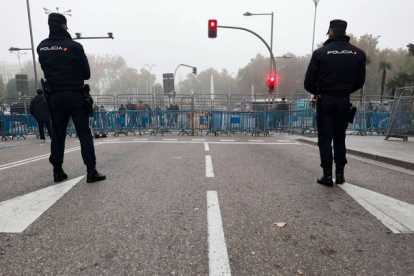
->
xmin=1 ymin=0 xmax=413 ymax=97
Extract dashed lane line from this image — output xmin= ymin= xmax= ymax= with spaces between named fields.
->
xmin=248 ymin=140 xmax=263 ymax=142
xmin=220 ymin=140 xmax=235 ymax=142
xmin=207 ymin=191 xmax=232 ymax=275
xmin=206 ymin=155 xmax=214 ymax=177
xmin=0 ymin=176 xmax=85 ymax=233
xmin=339 ymin=182 xmax=414 ymax=234
xmin=204 ymin=142 xmax=210 ymax=152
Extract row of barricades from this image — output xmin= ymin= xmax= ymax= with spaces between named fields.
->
xmin=0 ymin=114 xmax=39 ymax=140
xmin=2 ymin=109 xmax=407 ymax=140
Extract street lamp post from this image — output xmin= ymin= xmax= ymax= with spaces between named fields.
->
xmin=10 ymin=51 xmax=27 ymax=68
xmin=43 ymin=7 xmax=72 ymax=16
xmin=74 ymin=33 xmax=114 ymax=40
xmin=26 ymin=0 xmax=39 ymax=91
xmin=244 ymin=11 xmax=274 ymax=74
xmin=228 ymin=72 xmax=235 ymax=102
xmin=144 ymin=63 xmax=157 ymax=106
xmin=276 ymin=65 xmax=285 ymax=96
xmin=173 ymin=64 xmax=197 ymax=94
xmin=311 ymin=0 xmax=321 ymax=53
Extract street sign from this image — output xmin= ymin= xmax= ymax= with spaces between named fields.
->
xmin=163 ymin=73 xmax=174 ymax=96
xmin=16 ymin=74 xmax=29 ymax=96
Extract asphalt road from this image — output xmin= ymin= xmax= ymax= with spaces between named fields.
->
xmin=0 ymin=134 xmax=413 ymax=276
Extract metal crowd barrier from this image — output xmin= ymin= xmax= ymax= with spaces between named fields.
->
xmin=1 ymin=114 xmax=30 ymax=140
xmin=2 ymin=91 xmax=413 ymax=139
xmin=385 ymin=87 xmax=414 ymax=141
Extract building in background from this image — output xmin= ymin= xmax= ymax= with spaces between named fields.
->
xmin=0 ymin=62 xmax=20 ymax=84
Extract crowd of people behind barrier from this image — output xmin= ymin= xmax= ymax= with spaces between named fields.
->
xmin=1 ymin=93 xmax=414 ymax=140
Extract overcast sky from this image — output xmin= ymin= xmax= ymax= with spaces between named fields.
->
xmin=1 ymin=0 xmax=413 ymax=83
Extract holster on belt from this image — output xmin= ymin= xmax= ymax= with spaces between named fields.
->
xmin=348 ymin=104 xmax=357 ymax=123
xmin=83 ymin=84 xmax=94 ymax=117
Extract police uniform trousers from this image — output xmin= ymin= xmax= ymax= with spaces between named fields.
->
xmin=316 ymin=95 xmax=349 ymax=169
xmin=48 ymin=91 xmax=96 ymax=171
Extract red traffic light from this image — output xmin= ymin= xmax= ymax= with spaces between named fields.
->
xmin=266 ymin=75 xmax=276 ymax=91
xmin=208 ymin=19 xmax=217 ymax=38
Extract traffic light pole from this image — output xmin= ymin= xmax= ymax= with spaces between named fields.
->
xmin=217 ymin=25 xmax=277 ymax=76
xmin=173 ymin=64 xmax=197 ymax=95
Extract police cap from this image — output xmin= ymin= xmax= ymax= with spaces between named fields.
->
xmin=327 ymin=19 xmax=347 ymax=35
xmin=48 ymin=13 xmax=68 ymax=29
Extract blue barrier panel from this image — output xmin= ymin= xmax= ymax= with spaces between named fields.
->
xmin=274 ymin=110 xmax=290 ymax=130
xmin=228 ymin=111 xmax=242 ymax=133
xmin=209 ymin=111 xmax=225 ymax=133
xmin=1 ymin=114 xmax=29 ymax=140
xmin=266 ymin=112 xmax=275 ymax=131
xmin=372 ymin=111 xmax=390 ymax=135
xmin=66 ymin=118 xmax=76 ymax=136
xmin=348 ymin=111 xmax=366 ymax=134
xmin=295 ymin=109 xmax=316 ymax=133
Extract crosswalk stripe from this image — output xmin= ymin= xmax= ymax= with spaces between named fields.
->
xmin=0 ymin=176 xmax=85 ymax=233
xmin=0 ymin=147 xmax=81 ymax=171
xmin=339 ymin=182 xmax=414 ymax=234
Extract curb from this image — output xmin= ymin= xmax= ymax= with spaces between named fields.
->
xmin=296 ymin=138 xmax=414 ymax=171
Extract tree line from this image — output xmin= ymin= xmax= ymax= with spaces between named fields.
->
xmin=1 ymin=33 xmax=413 ymax=100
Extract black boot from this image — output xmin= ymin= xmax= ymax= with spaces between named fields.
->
xmin=53 ymin=170 xmax=68 ymax=183
xmin=317 ymin=167 xmax=333 ymax=186
xmin=87 ymin=168 xmax=106 ymax=183
xmin=335 ymin=166 xmax=345 ymax=185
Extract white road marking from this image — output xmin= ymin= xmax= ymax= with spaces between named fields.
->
xmin=207 ymin=191 xmax=231 ymax=276
xmin=0 ymin=176 xmax=85 ymax=233
xmin=220 ymin=140 xmax=235 ymax=142
xmin=172 ymin=157 xmax=182 ymax=159
xmin=347 ymin=155 xmax=414 ymax=176
xmin=299 ymin=142 xmax=414 ymax=176
xmin=192 ymin=139 xmax=206 ymax=141
xmin=101 ymin=139 xmax=119 ymax=142
xmin=204 ymin=142 xmax=210 ymax=152
xmin=162 ymin=139 xmax=178 ymax=141
xmin=206 ymin=155 xmax=214 ymax=177
xmin=97 ymin=140 xmax=298 ymax=146
xmin=248 ymin=140 xmax=263 ymax=142
xmin=133 ymin=138 xmax=148 ymax=141
xmin=339 ymin=182 xmax=414 ymax=234
xmin=0 ymin=146 xmax=81 ymax=171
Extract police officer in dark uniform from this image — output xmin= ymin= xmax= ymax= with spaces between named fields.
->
xmin=304 ymin=19 xmax=366 ymax=186
xmin=37 ymin=13 xmax=106 ymax=183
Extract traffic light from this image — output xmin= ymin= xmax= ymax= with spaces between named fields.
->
xmin=208 ymin=20 xmax=217 ymax=38
xmin=192 ymin=67 xmax=197 ymax=74
xmin=266 ymin=75 xmax=276 ymax=91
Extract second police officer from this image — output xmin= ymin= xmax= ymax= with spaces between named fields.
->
xmin=37 ymin=13 xmax=106 ymax=183
xmin=304 ymin=19 xmax=366 ymax=186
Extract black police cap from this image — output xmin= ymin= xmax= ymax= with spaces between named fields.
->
xmin=327 ymin=19 xmax=347 ymax=35
xmin=48 ymin=13 xmax=68 ymax=29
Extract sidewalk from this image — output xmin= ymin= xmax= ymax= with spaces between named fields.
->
xmin=294 ymin=133 xmax=414 ymax=170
